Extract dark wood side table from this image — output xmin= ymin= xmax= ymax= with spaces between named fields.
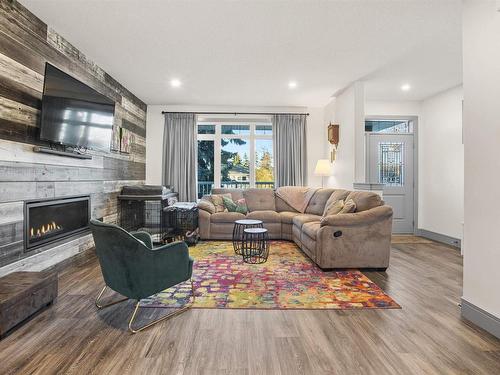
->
xmin=0 ymin=272 xmax=58 ymax=338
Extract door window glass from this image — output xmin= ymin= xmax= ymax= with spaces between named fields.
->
xmin=378 ymin=142 xmax=404 ymax=186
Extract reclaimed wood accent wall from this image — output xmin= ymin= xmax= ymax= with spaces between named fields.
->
xmin=0 ymin=0 xmax=147 ymax=267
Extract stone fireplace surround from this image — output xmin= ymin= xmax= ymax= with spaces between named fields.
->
xmin=0 ymin=3 xmax=146 ymax=276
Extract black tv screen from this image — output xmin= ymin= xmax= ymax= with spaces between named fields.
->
xmin=40 ymin=63 xmax=115 ymax=152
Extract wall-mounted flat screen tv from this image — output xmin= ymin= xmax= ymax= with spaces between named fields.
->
xmin=40 ymin=63 xmax=115 ymax=152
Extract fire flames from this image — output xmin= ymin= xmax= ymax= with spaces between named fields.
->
xmin=30 ymin=221 xmax=63 ymax=239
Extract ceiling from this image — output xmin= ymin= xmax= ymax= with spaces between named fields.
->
xmin=22 ymin=0 xmax=462 ymax=106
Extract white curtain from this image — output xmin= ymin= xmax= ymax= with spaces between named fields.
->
xmin=272 ymin=114 xmax=307 ymax=187
xmin=162 ymin=113 xmax=197 ymax=201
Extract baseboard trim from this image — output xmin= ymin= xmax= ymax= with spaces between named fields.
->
xmin=461 ymin=298 xmax=500 ymax=339
xmin=416 ymin=228 xmax=461 ymax=248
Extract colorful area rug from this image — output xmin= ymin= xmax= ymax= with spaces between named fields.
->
xmin=140 ymin=241 xmax=400 ymax=310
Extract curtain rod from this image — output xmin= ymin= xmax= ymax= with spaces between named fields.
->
xmin=161 ymin=111 xmax=309 ymax=116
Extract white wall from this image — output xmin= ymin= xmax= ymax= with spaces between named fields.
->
xmin=146 ymin=105 xmax=326 ymax=187
xmin=306 ymin=107 xmax=328 ymax=187
xmin=365 ymin=100 xmax=421 ymax=117
xmin=324 ymin=83 xmax=365 ymax=189
xmin=420 ymin=86 xmax=464 ymax=239
xmin=324 ymin=94 xmax=354 ymax=189
xmin=366 ymin=87 xmax=464 ymax=240
xmin=462 ymin=0 xmax=500 ymax=320
xmin=353 ymin=82 xmax=366 ymax=182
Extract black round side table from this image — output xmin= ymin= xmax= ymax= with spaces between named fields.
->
xmin=241 ymin=227 xmax=269 ymax=264
xmin=232 ymin=219 xmax=263 ymax=255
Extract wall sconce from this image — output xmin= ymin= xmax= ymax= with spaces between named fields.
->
xmin=328 ymin=123 xmax=339 ymax=162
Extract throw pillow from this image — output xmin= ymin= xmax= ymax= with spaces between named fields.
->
xmin=323 ymin=199 xmax=344 ymax=216
xmin=235 ymin=198 xmax=248 ymax=214
xmin=197 ymin=198 xmax=216 ymax=214
xmin=210 ymin=193 xmax=231 ymax=213
xmin=222 ymin=196 xmax=238 ymax=212
xmin=223 ymin=196 xmax=248 ymax=214
xmin=340 ymin=198 xmax=356 ymax=213
xmin=323 ymin=189 xmax=350 ymax=216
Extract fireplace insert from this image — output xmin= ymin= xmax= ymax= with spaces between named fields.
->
xmin=24 ymin=195 xmax=91 ymax=251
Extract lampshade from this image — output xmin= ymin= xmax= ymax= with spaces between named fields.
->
xmin=314 ymin=159 xmax=331 ymax=176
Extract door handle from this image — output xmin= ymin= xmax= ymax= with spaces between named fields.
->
xmin=333 ymin=230 xmax=342 ymax=238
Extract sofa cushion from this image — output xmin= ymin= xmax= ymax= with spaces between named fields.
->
xmin=279 ymin=211 xmax=301 ymax=224
xmin=323 ymin=199 xmax=344 ymax=216
xmin=305 ymin=188 xmax=335 ymax=215
xmin=211 ymin=212 xmax=246 ymax=223
xmin=302 ymin=221 xmax=321 ymax=240
xmin=210 ymin=193 xmax=232 ymax=212
xmin=222 ymin=196 xmax=248 ymax=214
xmin=346 ymin=191 xmax=382 ymax=212
xmin=246 ymin=210 xmax=281 ymax=223
xmin=340 ymin=198 xmax=356 ymax=213
xmin=275 ymin=196 xmax=299 ymax=212
xmin=323 ymin=189 xmax=351 ymax=216
xmin=292 ymin=214 xmax=322 ymax=228
xmin=211 ymin=188 xmax=244 ymax=201
xmin=243 ymin=189 xmax=276 ymax=212
xmin=322 ymin=198 xmax=357 ymax=217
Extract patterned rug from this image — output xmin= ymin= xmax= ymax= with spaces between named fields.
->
xmin=140 ymin=241 xmax=400 ymax=310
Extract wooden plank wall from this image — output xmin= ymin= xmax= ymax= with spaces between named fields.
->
xmin=0 ymin=0 xmax=147 ymax=267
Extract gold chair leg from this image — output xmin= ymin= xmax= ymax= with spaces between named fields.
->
xmin=95 ymin=286 xmax=129 ymax=309
xmin=128 ymin=279 xmax=196 ymax=334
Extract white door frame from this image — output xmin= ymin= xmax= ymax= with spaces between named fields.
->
xmin=365 ymin=115 xmax=419 ymax=235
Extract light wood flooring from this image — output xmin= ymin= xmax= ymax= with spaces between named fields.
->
xmin=0 ymin=238 xmax=499 ymax=374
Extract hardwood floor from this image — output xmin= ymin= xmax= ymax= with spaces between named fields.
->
xmin=0 ymin=238 xmax=499 ymax=374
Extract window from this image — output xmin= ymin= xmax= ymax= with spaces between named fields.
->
xmin=378 ymin=142 xmax=405 ymax=186
xmin=365 ymin=120 xmax=413 ymax=133
xmin=197 ymin=120 xmax=274 ymax=198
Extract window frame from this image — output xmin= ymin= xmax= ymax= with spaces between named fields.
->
xmin=196 ymin=120 xmax=274 ymax=191
xmin=364 ymin=119 xmax=414 ymax=134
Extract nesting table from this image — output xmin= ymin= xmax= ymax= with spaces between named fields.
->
xmin=242 ymin=227 xmax=270 ymax=264
xmin=232 ymin=219 xmax=263 ymax=255
xmin=232 ymin=219 xmax=269 ymax=264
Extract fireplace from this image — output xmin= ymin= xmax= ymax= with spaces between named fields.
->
xmin=24 ymin=195 xmax=91 ymax=251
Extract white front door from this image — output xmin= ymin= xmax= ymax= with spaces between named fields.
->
xmin=367 ymin=133 xmax=414 ymax=233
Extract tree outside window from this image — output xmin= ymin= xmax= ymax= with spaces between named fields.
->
xmin=196 ymin=122 xmax=274 ymax=197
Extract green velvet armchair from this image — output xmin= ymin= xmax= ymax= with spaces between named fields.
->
xmin=89 ymin=219 xmax=195 ymax=333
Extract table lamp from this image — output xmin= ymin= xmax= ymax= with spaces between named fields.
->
xmin=314 ymin=159 xmax=331 ymax=188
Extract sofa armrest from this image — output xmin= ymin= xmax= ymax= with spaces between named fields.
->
xmin=197 ymin=199 xmax=216 ymax=214
xmin=316 ymin=205 xmax=393 ymax=269
xmin=198 ymin=208 xmax=211 ymax=239
xmin=320 ymin=205 xmax=393 ymax=227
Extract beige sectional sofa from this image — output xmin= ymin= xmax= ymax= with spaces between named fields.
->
xmin=198 ymin=187 xmax=393 ymax=270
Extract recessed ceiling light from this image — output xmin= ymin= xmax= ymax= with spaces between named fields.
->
xmin=401 ymin=83 xmax=411 ymax=91
xmin=288 ymin=81 xmax=297 ymax=89
xmin=170 ymin=79 xmax=181 ymax=88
